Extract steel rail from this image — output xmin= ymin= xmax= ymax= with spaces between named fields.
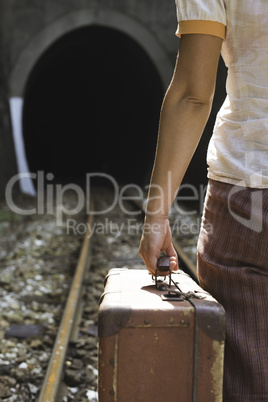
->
xmin=172 ymin=239 xmax=198 ymax=282
xmin=38 ymin=205 xmax=94 ymax=402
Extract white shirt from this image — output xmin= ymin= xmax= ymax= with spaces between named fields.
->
xmin=175 ymin=0 xmax=268 ymax=188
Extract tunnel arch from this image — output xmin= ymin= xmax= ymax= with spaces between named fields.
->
xmin=22 ymin=25 xmax=165 ymax=185
xmin=9 ymin=8 xmax=173 ymax=97
xmin=8 ymin=8 xmax=173 ymax=192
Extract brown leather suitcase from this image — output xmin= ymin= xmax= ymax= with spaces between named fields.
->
xmin=98 ymin=267 xmax=225 ymax=402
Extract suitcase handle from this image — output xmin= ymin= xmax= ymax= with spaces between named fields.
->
xmin=155 ymin=255 xmax=172 ymax=289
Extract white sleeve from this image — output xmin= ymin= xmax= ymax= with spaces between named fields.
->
xmin=175 ymin=0 xmax=227 ymax=39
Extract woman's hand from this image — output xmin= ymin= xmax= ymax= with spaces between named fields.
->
xmin=139 ymin=216 xmax=178 ymax=275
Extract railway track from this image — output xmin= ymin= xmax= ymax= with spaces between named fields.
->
xmin=0 ymin=186 xmax=199 ymax=401
xmin=38 ymin=210 xmax=94 ymax=401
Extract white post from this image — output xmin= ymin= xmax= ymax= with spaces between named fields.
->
xmin=9 ymin=97 xmax=36 ymax=195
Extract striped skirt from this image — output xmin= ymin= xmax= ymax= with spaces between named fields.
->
xmin=197 ymin=179 xmax=268 ymax=402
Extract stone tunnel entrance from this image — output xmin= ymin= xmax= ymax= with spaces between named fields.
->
xmin=22 ymin=25 xmax=164 ymax=187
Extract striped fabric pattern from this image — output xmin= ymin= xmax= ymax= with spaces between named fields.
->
xmin=197 ymin=179 xmax=268 ymax=401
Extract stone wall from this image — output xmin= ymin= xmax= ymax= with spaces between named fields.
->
xmin=3 ymin=0 xmax=178 ymax=78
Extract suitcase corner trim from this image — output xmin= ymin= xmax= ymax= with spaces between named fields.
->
xmin=98 ymin=299 xmax=132 ymax=337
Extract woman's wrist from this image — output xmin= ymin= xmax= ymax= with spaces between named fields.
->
xmin=144 ymin=213 xmax=169 ymax=223
xmin=143 ymin=214 xmax=169 ymax=235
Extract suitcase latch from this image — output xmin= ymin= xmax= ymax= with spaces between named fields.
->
xmin=154 ymin=256 xmax=205 ymax=301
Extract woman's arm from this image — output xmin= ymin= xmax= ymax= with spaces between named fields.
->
xmin=139 ymin=34 xmax=223 ymax=275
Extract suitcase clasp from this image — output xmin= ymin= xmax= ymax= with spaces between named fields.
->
xmin=154 ymin=256 xmax=205 ymax=301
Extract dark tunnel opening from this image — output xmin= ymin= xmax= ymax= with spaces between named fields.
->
xmin=23 ymin=24 xmax=227 ymax=197
xmin=23 ymin=25 xmax=164 ymax=188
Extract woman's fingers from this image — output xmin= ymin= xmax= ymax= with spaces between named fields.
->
xmin=139 ymin=245 xmax=159 ymax=275
xmin=169 ymin=255 xmax=179 ymax=272
xmin=139 ymin=217 xmax=181 ymax=275
xmin=139 ymin=241 xmax=179 ymax=275
xmin=164 ymin=244 xmax=179 ymax=271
